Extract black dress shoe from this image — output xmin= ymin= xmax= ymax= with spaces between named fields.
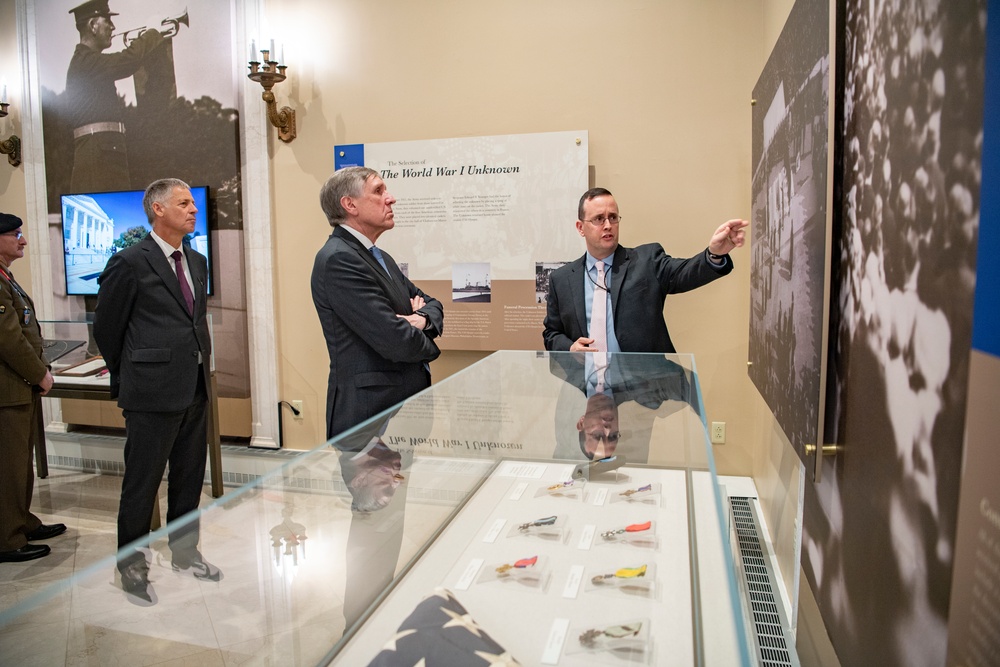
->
xmin=25 ymin=523 xmax=67 ymax=541
xmin=172 ymin=552 xmax=223 ymax=582
xmin=0 ymin=544 xmax=51 ymax=563
xmin=119 ymin=562 xmax=155 ymax=604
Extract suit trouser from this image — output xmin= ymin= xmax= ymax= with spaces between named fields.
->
xmin=0 ymin=396 xmax=43 ymax=552
xmin=117 ymin=374 xmax=207 ymax=567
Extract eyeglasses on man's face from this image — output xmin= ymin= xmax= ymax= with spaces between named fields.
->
xmin=582 ymin=214 xmax=622 ymax=227
xmin=1 ymin=230 xmax=23 ymax=240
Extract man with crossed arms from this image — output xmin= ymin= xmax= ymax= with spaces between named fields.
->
xmin=311 ymin=167 xmax=444 ymax=439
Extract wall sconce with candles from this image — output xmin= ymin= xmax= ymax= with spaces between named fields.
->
xmin=0 ymin=85 xmax=22 ymax=167
xmin=247 ymin=40 xmax=296 ymax=143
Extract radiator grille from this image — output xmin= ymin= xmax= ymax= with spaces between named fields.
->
xmin=730 ymin=497 xmax=799 ymax=667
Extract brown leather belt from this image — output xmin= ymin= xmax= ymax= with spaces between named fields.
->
xmin=73 ymin=122 xmax=125 ymax=139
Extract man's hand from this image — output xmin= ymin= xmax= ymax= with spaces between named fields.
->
xmin=398 ymin=313 xmax=428 ymax=329
xmin=39 ymin=370 xmax=54 ymax=396
xmin=398 ymin=295 xmax=429 ymax=329
xmin=570 ymin=336 xmax=601 ymax=353
xmin=708 ymin=219 xmax=749 ymax=256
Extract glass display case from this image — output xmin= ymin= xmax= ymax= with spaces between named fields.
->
xmin=0 ymin=351 xmax=751 ymax=666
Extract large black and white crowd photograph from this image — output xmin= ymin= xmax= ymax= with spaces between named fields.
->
xmin=804 ymin=0 xmax=985 ymax=665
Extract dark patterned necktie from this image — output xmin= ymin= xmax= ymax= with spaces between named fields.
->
xmin=170 ymin=250 xmax=195 ymax=316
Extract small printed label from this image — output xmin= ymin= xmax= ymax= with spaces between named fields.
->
xmin=562 ymin=565 xmax=584 ymax=598
xmin=593 ymin=487 xmax=608 ymax=506
xmin=483 ymin=518 xmax=506 ymax=543
xmin=577 ymin=524 xmax=596 ymax=550
xmin=541 ymin=618 xmax=570 ymax=664
xmin=455 ymin=558 xmax=484 ymax=591
xmin=496 ymin=462 xmax=546 ymax=478
xmin=509 ymin=482 xmax=528 ymax=500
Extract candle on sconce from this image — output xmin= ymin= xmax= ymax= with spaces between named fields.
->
xmin=270 ymin=39 xmax=275 ymax=60
xmin=1 ymin=82 xmax=7 ymax=104
xmin=280 ymin=44 xmax=285 ymax=65
xmin=250 ymin=38 xmax=256 ymax=61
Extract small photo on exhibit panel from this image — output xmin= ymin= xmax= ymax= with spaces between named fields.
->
xmin=452 ymin=262 xmax=491 ymax=303
xmin=535 ymin=261 xmax=567 ymax=304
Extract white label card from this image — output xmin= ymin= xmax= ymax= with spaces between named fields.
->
xmin=541 ymin=618 xmax=570 ymax=664
xmin=577 ymin=524 xmax=596 ymax=550
xmin=562 ymin=565 xmax=584 ymax=599
xmin=454 ymin=558 xmax=483 ymax=591
xmin=496 ymin=462 xmax=546 ymax=478
xmin=483 ymin=519 xmax=506 ymax=543
xmin=593 ymin=487 xmax=608 ymax=506
xmin=509 ymin=482 xmax=528 ymax=500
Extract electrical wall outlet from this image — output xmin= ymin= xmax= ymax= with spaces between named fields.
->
xmin=291 ymin=400 xmax=304 ymax=420
xmin=711 ymin=421 xmax=726 ymax=444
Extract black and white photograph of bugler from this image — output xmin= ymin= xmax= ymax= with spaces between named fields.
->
xmin=748 ymin=0 xmax=830 ymax=462
xmin=804 ymin=0 xmax=985 ymax=665
xmin=32 ymin=0 xmax=250 ymax=396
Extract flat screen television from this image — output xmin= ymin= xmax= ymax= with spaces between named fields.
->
xmin=60 ymin=186 xmax=213 ymax=296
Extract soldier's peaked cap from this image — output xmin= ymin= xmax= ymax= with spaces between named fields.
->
xmin=69 ymin=0 xmax=118 ymax=24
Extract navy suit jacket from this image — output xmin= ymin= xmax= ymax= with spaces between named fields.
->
xmin=94 ymin=233 xmax=211 ymax=412
xmin=542 ymin=243 xmax=732 ymax=353
xmin=311 ymin=225 xmax=443 ymax=439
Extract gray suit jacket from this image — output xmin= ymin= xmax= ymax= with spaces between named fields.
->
xmin=542 ymin=243 xmax=732 ymax=353
xmin=311 ymin=226 xmax=443 ymax=439
xmin=93 ymin=234 xmax=211 ymax=411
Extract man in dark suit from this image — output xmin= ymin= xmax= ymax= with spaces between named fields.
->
xmin=311 ymin=167 xmax=444 ymax=439
xmin=0 ymin=213 xmax=66 ymax=564
xmin=543 ymin=187 xmax=748 ymax=354
xmin=94 ymin=178 xmax=218 ymax=604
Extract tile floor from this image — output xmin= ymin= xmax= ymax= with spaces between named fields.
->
xmin=0 ymin=451 xmax=482 ymax=667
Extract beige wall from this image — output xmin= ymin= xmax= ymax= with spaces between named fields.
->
xmin=267 ymin=0 xmax=769 ymax=459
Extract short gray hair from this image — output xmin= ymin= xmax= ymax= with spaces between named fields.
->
xmin=319 ymin=167 xmax=377 ymax=227
xmin=143 ymin=178 xmax=191 ymax=223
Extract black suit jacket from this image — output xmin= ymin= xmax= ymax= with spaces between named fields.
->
xmin=93 ymin=234 xmax=211 ymax=411
xmin=542 ymin=243 xmax=732 ymax=353
xmin=311 ymin=226 xmax=443 ymax=439
xmin=549 ymin=351 xmax=703 ymax=462
xmin=549 ymin=352 xmax=701 ymax=415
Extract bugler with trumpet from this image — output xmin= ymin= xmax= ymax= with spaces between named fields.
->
xmin=113 ymin=9 xmax=188 ymax=47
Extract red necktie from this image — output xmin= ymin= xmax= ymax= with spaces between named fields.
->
xmin=170 ymin=250 xmax=195 ymax=316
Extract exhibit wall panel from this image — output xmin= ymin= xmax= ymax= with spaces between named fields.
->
xmin=746 ymin=0 xmax=808 ymax=640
